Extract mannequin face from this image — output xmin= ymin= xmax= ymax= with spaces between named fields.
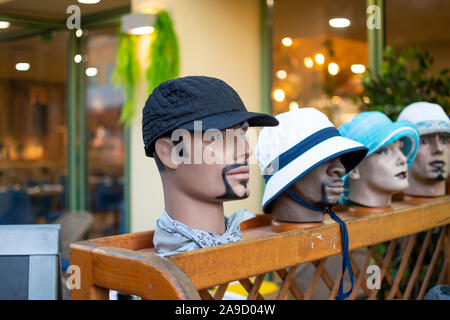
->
xmin=155 ymin=122 xmax=252 ymax=201
xmin=351 ymin=139 xmax=409 ymax=194
xmin=409 ymin=133 xmax=450 ymax=182
xmin=289 ymin=156 xmax=346 ymax=207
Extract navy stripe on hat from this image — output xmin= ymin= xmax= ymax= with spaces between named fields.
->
xmin=263 ymin=127 xmax=340 ymax=182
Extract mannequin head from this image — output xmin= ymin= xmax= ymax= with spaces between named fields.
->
xmin=289 ymin=156 xmax=346 ymax=207
xmin=346 ymin=139 xmax=409 ymax=207
xmin=142 ymin=76 xmax=278 ymax=234
xmin=398 ymin=102 xmax=450 ymax=197
xmin=339 ymin=111 xmax=419 ymax=208
xmin=271 ymin=156 xmax=347 ymax=223
xmin=256 ymin=108 xmax=367 ymax=223
xmin=407 ymin=133 xmax=449 ymax=193
xmin=154 ymin=121 xmax=252 ymax=202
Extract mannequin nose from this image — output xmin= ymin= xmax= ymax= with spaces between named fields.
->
xmin=431 ymin=135 xmax=444 ymax=155
xmin=234 ymin=136 xmax=252 ymax=163
xmin=396 ymin=149 xmax=407 ymax=167
xmin=328 ymin=157 xmax=346 ymax=178
xmin=244 ymin=139 xmax=253 ymax=160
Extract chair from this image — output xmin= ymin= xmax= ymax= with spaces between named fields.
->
xmin=0 ymin=224 xmax=62 ymax=300
xmin=52 ymin=211 xmax=93 ymax=271
xmin=95 ymin=180 xmax=123 ymax=212
xmin=0 ymin=189 xmax=35 ymax=224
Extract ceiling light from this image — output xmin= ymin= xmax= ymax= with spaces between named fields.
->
xmin=74 ymin=54 xmax=82 ymax=64
xmin=121 ymin=13 xmax=156 ymax=35
xmin=289 ymin=101 xmax=299 ymax=111
xmin=304 ymin=57 xmax=314 ymax=69
xmin=273 ymin=89 xmax=285 ymax=102
xmin=328 ymin=63 xmax=339 ymax=75
xmin=0 ymin=21 xmax=10 ymax=29
xmin=15 ymin=63 xmax=30 ymax=71
xmin=276 ymin=70 xmax=287 ymax=79
xmin=351 ymin=64 xmax=366 ymax=74
xmin=329 ymin=18 xmax=351 ymax=28
xmin=315 ymin=53 xmax=325 ymax=65
xmin=281 ymin=37 xmax=292 ymax=47
xmin=85 ymin=67 xmax=98 ymax=77
xmin=127 ymin=26 xmax=154 ymax=35
xmin=77 ymin=0 xmax=101 ymax=4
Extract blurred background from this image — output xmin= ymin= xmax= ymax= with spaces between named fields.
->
xmin=0 ymin=0 xmax=129 ymax=238
xmin=271 ymin=0 xmax=450 ymax=125
xmin=0 ymin=0 xmax=449 ymax=240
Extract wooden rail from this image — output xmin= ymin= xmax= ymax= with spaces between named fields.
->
xmin=70 ymin=196 xmax=450 ymax=300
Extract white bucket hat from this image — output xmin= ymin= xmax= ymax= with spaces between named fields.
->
xmin=397 ymin=102 xmax=450 ymax=136
xmin=256 ymin=108 xmax=368 ymax=213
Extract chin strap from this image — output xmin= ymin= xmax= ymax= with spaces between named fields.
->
xmin=286 ymin=190 xmax=354 ymax=300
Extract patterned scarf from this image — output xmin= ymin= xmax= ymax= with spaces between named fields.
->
xmin=153 ymin=208 xmax=255 ymax=257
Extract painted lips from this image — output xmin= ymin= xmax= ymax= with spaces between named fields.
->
xmin=324 ymin=180 xmax=344 ymax=194
xmin=225 ymin=166 xmax=250 ymax=180
xmin=395 ymin=171 xmax=407 ymax=179
xmin=430 ymin=160 xmax=445 ymax=169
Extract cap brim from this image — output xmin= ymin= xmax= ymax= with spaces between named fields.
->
xmin=262 ymin=136 xmax=368 ymax=213
xmin=179 ymin=110 xmax=279 ymax=131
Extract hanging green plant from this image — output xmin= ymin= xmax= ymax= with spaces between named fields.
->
xmin=112 ymin=31 xmax=140 ymax=126
xmin=112 ymin=10 xmax=179 ymax=125
xmin=146 ymin=10 xmax=180 ymax=93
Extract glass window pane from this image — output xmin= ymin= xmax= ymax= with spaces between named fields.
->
xmin=0 ymin=30 xmax=68 ymax=224
xmin=85 ymin=27 xmax=125 ymax=237
xmin=272 ymin=0 xmax=367 ymax=125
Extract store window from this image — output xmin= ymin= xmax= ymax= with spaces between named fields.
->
xmin=85 ymin=27 xmax=125 ymax=237
xmin=272 ymin=0 xmax=368 ymax=125
xmin=0 ymin=30 xmax=68 ymax=224
xmin=0 ymin=1 xmax=129 ymax=238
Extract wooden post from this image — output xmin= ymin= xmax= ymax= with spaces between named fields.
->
xmin=70 ymin=243 xmax=109 ymax=300
xmin=70 ymin=241 xmax=200 ymax=300
xmin=446 ymin=226 xmax=450 ymax=284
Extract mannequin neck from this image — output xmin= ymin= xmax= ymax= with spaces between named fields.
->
xmin=347 ymin=204 xmax=392 ymax=217
xmin=271 ymin=192 xmax=325 ymax=223
xmin=403 ymin=173 xmax=446 ymax=197
xmin=347 ymin=179 xmax=393 ymax=207
xmin=161 ymin=178 xmax=226 ymax=235
xmin=402 ymin=194 xmax=444 ymax=205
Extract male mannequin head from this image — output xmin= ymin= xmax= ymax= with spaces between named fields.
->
xmin=256 ymin=108 xmax=367 ymax=223
xmin=142 ymin=76 xmax=278 ymax=255
xmin=398 ymin=102 xmax=450 ymax=197
xmin=339 ymin=111 xmax=420 ymax=207
xmin=270 ymin=156 xmax=347 ymax=223
xmin=153 ymin=121 xmax=253 ymax=233
xmin=257 ymin=108 xmax=367 ymax=300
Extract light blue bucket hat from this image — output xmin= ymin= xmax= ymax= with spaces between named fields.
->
xmin=338 ymin=111 xmax=420 ymax=205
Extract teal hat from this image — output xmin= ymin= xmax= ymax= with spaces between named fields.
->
xmin=338 ymin=111 xmax=420 ymax=205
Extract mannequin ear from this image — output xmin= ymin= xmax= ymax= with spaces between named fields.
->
xmin=155 ymin=138 xmax=178 ymax=170
xmin=348 ymin=167 xmax=360 ymax=180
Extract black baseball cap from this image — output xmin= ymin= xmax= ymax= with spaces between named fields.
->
xmin=142 ymin=76 xmax=279 ymax=157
